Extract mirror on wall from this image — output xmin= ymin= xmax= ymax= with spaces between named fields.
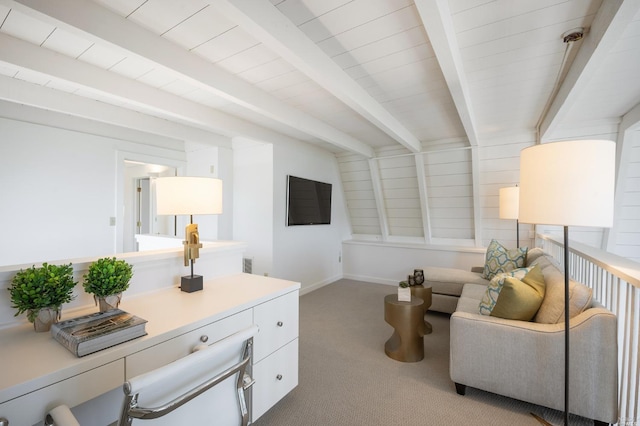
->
xmin=122 ymin=161 xmax=177 ymax=253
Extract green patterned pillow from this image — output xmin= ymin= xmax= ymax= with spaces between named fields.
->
xmin=482 ymin=239 xmax=528 ymax=280
xmin=478 ymin=267 xmax=532 ymax=316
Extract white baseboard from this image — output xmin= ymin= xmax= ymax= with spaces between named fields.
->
xmin=299 ymin=273 xmax=343 ymax=296
xmin=342 ymin=274 xmax=398 ymax=286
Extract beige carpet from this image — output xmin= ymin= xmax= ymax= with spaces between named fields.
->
xmin=253 ymin=279 xmax=596 ymax=426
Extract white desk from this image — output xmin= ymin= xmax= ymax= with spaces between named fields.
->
xmin=0 ymin=273 xmax=300 ymax=425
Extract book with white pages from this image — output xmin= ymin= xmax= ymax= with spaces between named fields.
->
xmin=51 ymin=309 xmax=147 ymax=357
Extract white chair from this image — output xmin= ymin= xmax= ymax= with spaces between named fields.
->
xmin=45 ymin=325 xmax=259 ymax=426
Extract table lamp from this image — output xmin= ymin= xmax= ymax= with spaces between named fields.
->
xmin=519 ymin=140 xmax=615 ymax=425
xmin=155 ymin=177 xmax=223 ymax=293
xmin=499 ymin=185 xmax=520 ymax=247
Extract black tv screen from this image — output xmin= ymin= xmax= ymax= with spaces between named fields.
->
xmin=287 ymin=175 xmax=332 ymax=226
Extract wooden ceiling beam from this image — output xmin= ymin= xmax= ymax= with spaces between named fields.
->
xmin=414 ymin=0 xmax=479 ymax=147
xmin=213 ymin=0 xmax=422 ymax=153
xmin=5 ymin=0 xmax=375 ymax=157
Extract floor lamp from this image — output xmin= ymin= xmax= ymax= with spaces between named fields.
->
xmin=155 ymin=177 xmax=223 ymax=293
xmin=519 ymin=140 xmax=615 ymax=425
xmin=499 ymin=186 xmax=520 ymax=247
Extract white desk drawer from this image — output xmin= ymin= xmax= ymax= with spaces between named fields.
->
xmin=253 ymin=290 xmax=299 ymax=361
xmin=126 ymin=309 xmax=252 ymax=378
xmin=252 ymin=338 xmax=298 ymax=421
xmin=0 ymin=359 xmax=124 ymax=426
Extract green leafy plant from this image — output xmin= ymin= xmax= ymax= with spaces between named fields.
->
xmin=8 ymin=263 xmax=77 ymax=323
xmin=399 ymin=281 xmax=409 ymax=288
xmin=83 ymin=257 xmax=133 ymax=297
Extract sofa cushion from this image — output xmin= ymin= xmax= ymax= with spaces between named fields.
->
xmin=531 ymin=255 xmax=593 ymax=324
xmin=525 ymin=247 xmax=545 ymax=265
xmin=482 ymin=239 xmax=528 ymax=280
xmin=478 ymin=267 xmax=532 ymax=316
xmin=489 ymin=265 xmax=546 ymax=321
xmin=456 ymin=284 xmax=487 ymax=314
xmin=422 ymin=267 xmax=488 ymax=297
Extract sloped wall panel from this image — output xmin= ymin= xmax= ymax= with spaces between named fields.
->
xmin=337 ymin=153 xmax=381 ymax=236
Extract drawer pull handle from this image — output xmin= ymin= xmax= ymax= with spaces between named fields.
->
xmin=276 ymin=374 xmax=283 ymax=381
xmin=277 ymin=321 xmax=283 ymax=327
xmin=200 ymin=335 xmax=209 ymax=343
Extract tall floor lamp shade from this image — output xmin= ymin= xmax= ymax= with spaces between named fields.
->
xmin=155 ymin=177 xmax=223 ymax=293
xmin=499 ymin=186 xmax=520 ymax=247
xmin=519 ymin=140 xmax=615 ymax=425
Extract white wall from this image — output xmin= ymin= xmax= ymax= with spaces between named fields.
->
xmin=272 ymin=139 xmax=351 ymax=292
xmin=233 ymin=139 xmax=274 ymax=277
xmin=342 ymin=240 xmax=485 ymax=286
xmin=0 ymin=117 xmax=185 ymax=266
xmin=477 ymin=131 xmax=536 ymax=249
xmin=184 ymin=141 xmax=231 ymax=241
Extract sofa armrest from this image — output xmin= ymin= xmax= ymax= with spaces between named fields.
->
xmin=450 ymin=307 xmax=617 ymax=423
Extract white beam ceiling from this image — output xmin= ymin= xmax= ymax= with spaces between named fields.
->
xmin=212 ymin=0 xmax=422 ymax=153
xmin=5 ymin=0 xmax=375 ymax=157
xmin=414 ymin=0 xmax=479 ymax=146
xmin=0 ymin=72 xmax=230 ymax=147
xmin=538 ymin=0 xmax=640 ymax=141
xmin=0 ymin=32 xmax=314 ymax=147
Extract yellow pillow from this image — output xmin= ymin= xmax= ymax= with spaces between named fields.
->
xmin=490 ymin=265 xmax=546 ymax=321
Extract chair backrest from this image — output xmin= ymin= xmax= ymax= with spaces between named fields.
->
xmin=45 ymin=325 xmax=258 ymax=426
xmin=119 ymin=324 xmax=259 ymax=426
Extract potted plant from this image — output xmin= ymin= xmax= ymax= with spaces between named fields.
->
xmin=83 ymin=257 xmax=133 ymax=312
xmin=8 ymin=263 xmax=77 ymax=332
xmin=398 ymin=279 xmax=411 ymax=301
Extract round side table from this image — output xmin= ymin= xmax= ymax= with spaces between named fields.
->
xmin=410 ymin=285 xmax=433 ymax=334
xmin=384 ymin=294 xmax=425 ymax=362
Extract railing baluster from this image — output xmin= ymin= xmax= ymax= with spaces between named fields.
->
xmin=537 ymin=233 xmax=640 ymax=426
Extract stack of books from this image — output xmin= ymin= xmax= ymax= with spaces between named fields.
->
xmin=51 ymin=309 xmax=147 ymax=357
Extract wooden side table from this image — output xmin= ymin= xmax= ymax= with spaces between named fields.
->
xmin=410 ymin=285 xmax=433 ymax=334
xmin=384 ymin=294 xmax=425 ymax=362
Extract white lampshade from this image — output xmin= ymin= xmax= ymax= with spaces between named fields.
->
xmin=499 ymin=186 xmax=519 ymax=220
xmin=156 ymin=177 xmax=223 ymax=216
xmin=519 ymin=140 xmax=615 ymax=227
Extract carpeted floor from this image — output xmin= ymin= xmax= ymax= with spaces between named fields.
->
xmin=253 ymin=279 xmax=596 ymax=426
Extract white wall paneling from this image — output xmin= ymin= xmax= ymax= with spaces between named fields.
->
xmin=423 ymin=147 xmax=474 ymax=241
xmin=337 ymin=153 xmax=382 ymax=237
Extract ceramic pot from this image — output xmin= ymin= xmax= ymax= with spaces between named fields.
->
xmin=95 ymin=293 xmax=122 ymax=312
xmin=398 ymin=287 xmax=411 ymax=302
xmin=29 ymin=307 xmax=60 ymax=332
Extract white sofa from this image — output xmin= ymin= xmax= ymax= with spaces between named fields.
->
xmin=443 ymin=251 xmax=618 ymax=425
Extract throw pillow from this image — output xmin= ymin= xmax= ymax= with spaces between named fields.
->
xmin=478 ymin=267 xmax=532 ymax=316
xmin=530 ymin=255 xmax=593 ymax=324
xmin=482 ymin=239 xmax=528 ymax=280
xmin=489 ymin=265 xmax=546 ymax=321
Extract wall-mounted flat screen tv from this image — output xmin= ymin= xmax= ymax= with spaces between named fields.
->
xmin=287 ymin=175 xmax=332 ymax=226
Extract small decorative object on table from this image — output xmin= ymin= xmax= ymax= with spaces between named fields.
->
xmin=398 ymin=281 xmax=411 ymax=301
xmin=407 ymin=274 xmax=416 ymax=286
xmin=51 ymin=309 xmax=147 ymax=357
xmin=413 ymin=269 xmax=424 ymax=285
xmin=7 ymin=263 xmax=77 ymax=332
xmin=83 ymin=257 xmax=133 ymax=312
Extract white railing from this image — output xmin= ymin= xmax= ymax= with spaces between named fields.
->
xmin=537 ymin=234 xmax=640 ymax=426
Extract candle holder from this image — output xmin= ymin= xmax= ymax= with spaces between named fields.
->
xmin=414 ymin=269 xmax=424 ymax=285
